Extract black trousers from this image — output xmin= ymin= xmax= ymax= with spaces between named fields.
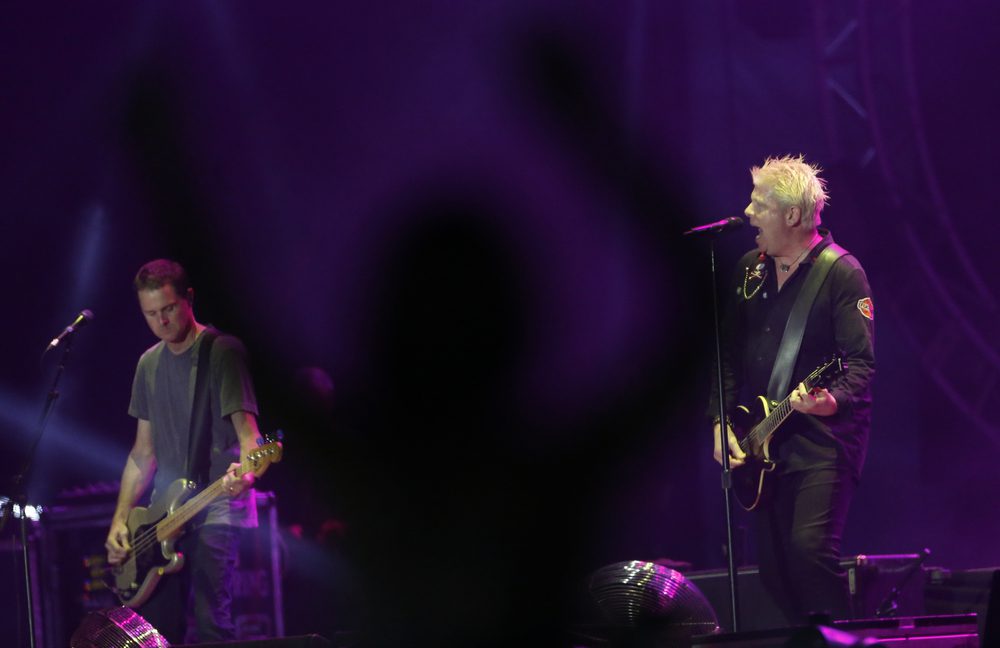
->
xmin=138 ymin=523 xmax=240 ymax=644
xmin=755 ymin=466 xmax=856 ymax=625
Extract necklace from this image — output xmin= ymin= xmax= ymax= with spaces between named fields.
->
xmin=778 ymin=242 xmax=815 ymax=272
xmin=743 ymin=258 xmax=767 ymax=300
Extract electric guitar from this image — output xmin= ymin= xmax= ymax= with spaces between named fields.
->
xmin=730 ymin=356 xmax=846 ymax=511
xmin=111 ymin=438 xmax=283 ymax=607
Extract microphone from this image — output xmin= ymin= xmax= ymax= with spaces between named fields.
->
xmin=47 ymin=309 xmax=94 ymax=350
xmin=683 ymin=216 xmax=744 ymax=236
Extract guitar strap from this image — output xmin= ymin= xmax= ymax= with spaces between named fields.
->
xmin=766 ymin=243 xmax=847 ymax=401
xmin=185 ymin=328 xmax=218 ymax=487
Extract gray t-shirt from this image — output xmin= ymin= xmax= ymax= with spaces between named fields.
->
xmin=129 ymin=328 xmax=259 ymax=527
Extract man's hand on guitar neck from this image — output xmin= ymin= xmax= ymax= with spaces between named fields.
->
xmin=224 ymin=410 xmax=263 ymax=497
xmin=713 ymin=421 xmax=747 ymax=468
xmin=222 ymin=464 xmax=255 ymax=497
xmin=789 ymin=382 xmax=838 ymax=416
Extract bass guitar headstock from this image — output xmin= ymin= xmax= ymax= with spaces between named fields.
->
xmin=245 ymin=431 xmax=284 ymax=478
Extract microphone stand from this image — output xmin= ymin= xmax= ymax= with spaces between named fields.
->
xmin=0 ymin=335 xmax=78 ymax=648
xmin=708 ymin=237 xmax=741 ymax=632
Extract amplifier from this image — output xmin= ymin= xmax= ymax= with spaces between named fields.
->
xmin=37 ymin=496 xmax=120 ymax=648
xmin=0 ymin=511 xmax=44 ymax=648
xmin=39 ymin=489 xmax=284 ymax=647
xmin=848 ymin=553 xmax=928 ymax=619
xmin=683 ymin=554 xmax=927 ymax=632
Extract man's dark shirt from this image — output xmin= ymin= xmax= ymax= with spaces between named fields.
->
xmin=129 ymin=328 xmax=259 ymax=526
xmin=709 ymin=229 xmax=875 ymax=480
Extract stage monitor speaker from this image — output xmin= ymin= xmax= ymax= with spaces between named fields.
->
xmin=925 ymin=566 xmax=998 ymax=642
xmin=690 ymin=613 xmax=979 ymax=647
xmin=684 ymin=565 xmax=784 ymax=633
xmin=684 ymin=554 xmax=927 ymax=632
xmin=172 ymin=635 xmax=331 ymax=648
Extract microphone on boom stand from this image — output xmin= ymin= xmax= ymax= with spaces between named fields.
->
xmin=682 ymin=216 xmax=744 ymax=237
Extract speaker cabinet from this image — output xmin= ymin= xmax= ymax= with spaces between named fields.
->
xmin=684 ymin=554 xmax=927 ymax=632
xmin=0 ymin=513 xmax=44 ymax=648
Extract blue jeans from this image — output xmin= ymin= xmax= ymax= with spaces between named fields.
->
xmin=138 ymin=523 xmax=239 ymax=644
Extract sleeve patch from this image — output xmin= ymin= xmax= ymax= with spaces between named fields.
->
xmin=857 ymin=297 xmax=874 ymax=320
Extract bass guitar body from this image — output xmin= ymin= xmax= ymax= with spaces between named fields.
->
xmin=731 ymin=396 xmax=778 ymax=512
xmin=110 ymin=439 xmax=283 ymax=608
xmin=113 ymin=478 xmax=197 ymax=608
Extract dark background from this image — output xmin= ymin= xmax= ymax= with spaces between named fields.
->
xmin=2 ymin=1 xmax=999 ymax=645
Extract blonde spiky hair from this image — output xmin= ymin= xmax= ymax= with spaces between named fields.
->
xmin=750 ymin=154 xmax=828 ymax=229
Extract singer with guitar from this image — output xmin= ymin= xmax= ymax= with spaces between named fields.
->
xmin=709 ymin=156 xmax=875 ymax=625
xmin=105 ymin=259 xmax=263 ymax=644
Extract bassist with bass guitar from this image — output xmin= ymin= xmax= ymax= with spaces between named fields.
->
xmin=709 ymin=156 xmax=875 ymax=625
xmin=105 ymin=259 xmax=264 ymax=644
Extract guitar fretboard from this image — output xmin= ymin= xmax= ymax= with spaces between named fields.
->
xmin=154 ymin=464 xmax=249 ymax=541
xmin=740 ymin=397 xmax=793 ymax=452
xmin=738 ymin=374 xmax=823 ymax=453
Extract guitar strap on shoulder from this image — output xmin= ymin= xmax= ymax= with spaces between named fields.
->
xmin=766 ymin=243 xmax=848 ymax=401
xmin=185 ymin=329 xmax=218 ymax=486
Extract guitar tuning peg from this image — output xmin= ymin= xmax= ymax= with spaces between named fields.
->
xmin=261 ymin=429 xmax=285 ymax=445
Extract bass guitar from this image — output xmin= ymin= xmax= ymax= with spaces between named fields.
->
xmin=731 ymin=356 xmax=846 ymax=511
xmin=111 ymin=437 xmax=283 ymax=607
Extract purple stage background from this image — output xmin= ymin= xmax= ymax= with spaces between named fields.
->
xmin=2 ymin=1 xmax=999 ymax=644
